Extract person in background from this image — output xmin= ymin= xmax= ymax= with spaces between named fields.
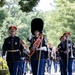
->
xmin=58 ymin=35 xmax=64 ymax=75
xmin=51 ymin=47 xmax=59 ymax=73
xmin=47 ymin=43 xmax=53 ymax=74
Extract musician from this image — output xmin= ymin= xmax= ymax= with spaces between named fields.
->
xmin=2 ymin=25 xmax=25 ymax=75
xmin=27 ymin=18 xmax=48 ymax=75
xmin=58 ymin=32 xmax=75 ymax=75
xmin=58 ymin=35 xmax=64 ymax=75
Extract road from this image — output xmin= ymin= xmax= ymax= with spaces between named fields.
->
xmin=26 ymin=72 xmax=75 ymax=75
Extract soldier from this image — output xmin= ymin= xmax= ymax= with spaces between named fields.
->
xmin=58 ymin=32 xmax=75 ymax=75
xmin=2 ymin=25 xmax=24 ymax=75
xmin=58 ymin=35 xmax=64 ymax=75
xmin=27 ymin=18 xmax=48 ymax=75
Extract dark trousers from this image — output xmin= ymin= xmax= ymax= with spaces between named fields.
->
xmin=72 ymin=59 xmax=75 ymax=72
xmin=60 ymin=59 xmax=73 ymax=75
xmin=31 ymin=59 xmax=46 ymax=75
xmin=60 ymin=60 xmax=64 ymax=75
xmin=7 ymin=61 xmax=21 ymax=75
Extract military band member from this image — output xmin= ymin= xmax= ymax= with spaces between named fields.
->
xmin=27 ymin=18 xmax=48 ymax=75
xmin=58 ymin=35 xmax=64 ymax=75
xmin=2 ymin=25 xmax=24 ymax=75
xmin=58 ymin=32 xmax=75 ymax=75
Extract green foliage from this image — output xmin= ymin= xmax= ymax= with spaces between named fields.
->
xmin=54 ymin=0 xmax=75 ymax=42
xmin=0 ymin=8 xmax=8 ymax=27
xmin=68 ymin=0 xmax=75 ymax=3
xmin=19 ymin=0 xmax=40 ymax=12
xmin=0 ymin=57 xmax=9 ymax=75
xmin=0 ymin=0 xmax=6 ymax=7
xmin=0 ymin=0 xmax=75 ymax=48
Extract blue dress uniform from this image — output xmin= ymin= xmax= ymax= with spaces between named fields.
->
xmin=2 ymin=36 xmax=24 ymax=75
xmin=28 ymin=18 xmax=48 ymax=75
xmin=58 ymin=40 xmax=74 ymax=75
xmin=29 ymin=36 xmax=48 ymax=75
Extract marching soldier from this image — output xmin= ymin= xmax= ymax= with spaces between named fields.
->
xmin=58 ymin=35 xmax=64 ymax=75
xmin=27 ymin=18 xmax=48 ymax=75
xmin=58 ymin=32 xmax=75 ymax=75
xmin=2 ymin=25 xmax=25 ymax=75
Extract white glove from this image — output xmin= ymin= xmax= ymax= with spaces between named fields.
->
xmin=23 ymin=48 xmax=30 ymax=55
xmin=39 ymin=46 xmax=47 ymax=51
xmin=21 ymin=57 xmax=25 ymax=60
xmin=28 ymin=33 xmax=32 ymax=40
xmin=2 ymin=56 xmax=6 ymax=60
xmin=26 ymin=49 xmax=30 ymax=54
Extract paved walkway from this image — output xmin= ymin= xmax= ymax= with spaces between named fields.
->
xmin=26 ymin=72 xmax=75 ymax=75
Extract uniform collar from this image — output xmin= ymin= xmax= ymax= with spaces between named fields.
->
xmin=10 ymin=36 xmax=16 ymax=38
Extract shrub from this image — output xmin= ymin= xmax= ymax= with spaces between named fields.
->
xmin=0 ymin=57 xmax=9 ymax=75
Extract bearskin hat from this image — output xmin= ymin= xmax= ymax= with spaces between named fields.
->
xmin=31 ymin=18 xmax=44 ymax=35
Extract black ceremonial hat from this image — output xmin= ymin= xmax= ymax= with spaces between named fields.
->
xmin=31 ymin=18 xmax=44 ymax=35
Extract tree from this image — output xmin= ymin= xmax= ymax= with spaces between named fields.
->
xmin=0 ymin=0 xmax=75 ymax=48
xmin=19 ymin=0 xmax=40 ymax=12
xmin=0 ymin=0 xmax=40 ymax=12
xmin=54 ymin=0 xmax=75 ymax=42
xmin=0 ymin=0 xmax=6 ymax=7
xmin=0 ymin=8 xmax=8 ymax=27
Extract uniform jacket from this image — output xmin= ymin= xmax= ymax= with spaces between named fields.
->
xmin=2 ymin=36 xmax=24 ymax=62
xmin=58 ymin=40 xmax=75 ymax=60
xmin=28 ymin=36 xmax=48 ymax=60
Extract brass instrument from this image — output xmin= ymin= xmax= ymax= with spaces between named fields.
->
xmin=67 ymin=36 xmax=69 ymax=75
xmin=67 ymin=36 xmax=74 ymax=75
xmin=69 ymin=37 xmax=74 ymax=58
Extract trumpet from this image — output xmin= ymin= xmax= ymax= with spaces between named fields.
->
xmin=69 ymin=37 xmax=74 ymax=58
